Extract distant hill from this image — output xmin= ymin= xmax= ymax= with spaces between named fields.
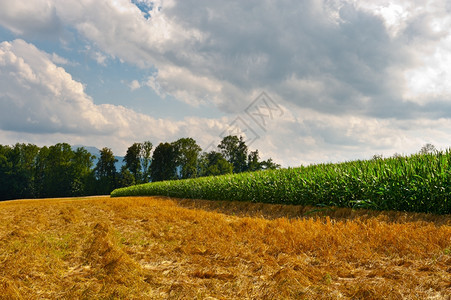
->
xmin=72 ymin=145 xmax=125 ymax=171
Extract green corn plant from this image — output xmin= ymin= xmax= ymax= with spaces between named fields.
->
xmin=111 ymin=150 xmax=451 ymax=214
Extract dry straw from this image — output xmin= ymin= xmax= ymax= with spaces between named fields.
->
xmin=0 ymin=196 xmax=449 ymax=299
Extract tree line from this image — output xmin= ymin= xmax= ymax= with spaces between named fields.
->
xmin=0 ymin=135 xmax=279 ymax=200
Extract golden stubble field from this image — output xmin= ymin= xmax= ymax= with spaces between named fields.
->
xmin=0 ymin=196 xmax=450 ymax=299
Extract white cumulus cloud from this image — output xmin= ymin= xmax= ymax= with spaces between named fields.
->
xmin=0 ymin=39 xmax=226 ymax=155
xmin=1 ymin=0 xmax=451 ymax=164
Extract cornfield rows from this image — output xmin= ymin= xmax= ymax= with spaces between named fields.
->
xmin=112 ymin=151 xmax=451 ymax=214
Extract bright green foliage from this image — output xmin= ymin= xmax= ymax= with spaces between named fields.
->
xmin=112 ymin=150 xmax=451 ymax=214
xmin=218 ymin=135 xmax=248 ymax=173
xmin=172 ymin=137 xmax=202 ymax=179
xmin=198 ymin=151 xmax=233 ymax=176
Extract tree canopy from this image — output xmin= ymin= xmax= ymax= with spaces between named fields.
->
xmin=198 ymin=151 xmax=233 ymax=176
xmin=95 ymin=147 xmax=117 ymax=194
xmin=172 ymin=137 xmax=202 ymax=179
xmin=0 ymin=136 xmax=279 ymax=200
xmin=218 ymin=135 xmax=248 ymax=173
xmin=150 ymin=142 xmax=178 ymax=182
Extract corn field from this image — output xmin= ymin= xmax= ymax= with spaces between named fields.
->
xmin=111 ymin=150 xmax=451 ymax=214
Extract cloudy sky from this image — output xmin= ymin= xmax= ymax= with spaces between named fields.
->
xmin=1 ymin=0 xmax=451 ymax=166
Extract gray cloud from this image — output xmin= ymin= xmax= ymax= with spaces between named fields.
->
xmin=1 ymin=0 xmax=451 ymax=165
xmin=0 ymin=1 xmax=63 ymax=38
xmin=157 ymin=2 xmax=404 ymax=113
xmin=1 ymin=0 xmax=449 ymax=119
xmin=147 ymin=0 xmax=450 ymax=119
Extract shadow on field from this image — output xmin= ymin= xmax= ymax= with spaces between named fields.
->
xmin=167 ymin=197 xmax=451 ymax=226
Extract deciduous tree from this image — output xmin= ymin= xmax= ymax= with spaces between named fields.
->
xmin=71 ymin=147 xmax=95 ymax=196
xmin=173 ymin=137 xmax=201 ymax=179
xmin=124 ymin=142 xmax=143 ymax=183
xmin=95 ymin=147 xmax=118 ymax=194
xmin=141 ymin=141 xmax=153 ymax=183
xmin=419 ymin=143 xmax=436 ymax=154
xmin=198 ymin=151 xmax=233 ymax=177
xmin=259 ymin=158 xmax=281 ymax=170
xmin=150 ymin=142 xmax=178 ymax=182
xmin=247 ymin=150 xmax=261 ymax=172
xmin=218 ymin=135 xmax=248 ymax=173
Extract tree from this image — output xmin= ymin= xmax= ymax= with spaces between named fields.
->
xmin=141 ymin=141 xmax=153 ymax=183
xmin=392 ymin=153 xmax=403 ymax=159
xmin=123 ymin=141 xmax=154 ymax=184
xmin=260 ymin=158 xmax=281 ymax=170
xmin=118 ymin=165 xmax=136 ymax=188
xmin=34 ymin=146 xmax=50 ymax=198
xmin=7 ymin=143 xmax=40 ymax=199
xmin=1 ymin=143 xmax=113 ymax=199
xmin=372 ymin=154 xmax=383 ymax=160
xmin=95 ymin=147 xmax=118 ymax=194
xmin=70 ymin=147 xmax=96 ymax=196
xmin=0 ymin=143 xmax=42 ymax=200
xmin=218 ymin=135 xmax=248 ymax=173
xmin=124 ymin=142 xmax=143 ymax=183
xmin=150 ymin=142 xmax=178 ymax=182
xmin=173 ymin=137 xmax=202 ymax=179
xmin=0 ymin=145 xmax=14 ymax=200
xmin=198 ymin=151 xmax=233 ymax=177
xmin=247 ymin=150 xmax=261 ymax=172
xmin=419 ymin=143 xmax=436 ymax=154
xmin=35 ymin=144 xmax=96 ymax=197
xmin=42 ymin=143 xmax=75 ymax=197
xmin=16 ymin=143 xmax=39 ymax=198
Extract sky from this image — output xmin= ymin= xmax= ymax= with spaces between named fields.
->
xmin=1 ymin=0 xmax=451 ymax=167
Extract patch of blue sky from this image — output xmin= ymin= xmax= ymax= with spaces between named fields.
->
xmin=0 ymin=22 xmax=72 ymax=54
xmin=0 ymin=26 xmax=15 ymax=42
xmin=131 ymin=0 xmax=157 ymax=19
xmin=67 ymin=55 xmax=222 ymax=120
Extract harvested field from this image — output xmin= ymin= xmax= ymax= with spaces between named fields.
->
xmin=0 ymin=196 xmax=450 ymax=299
